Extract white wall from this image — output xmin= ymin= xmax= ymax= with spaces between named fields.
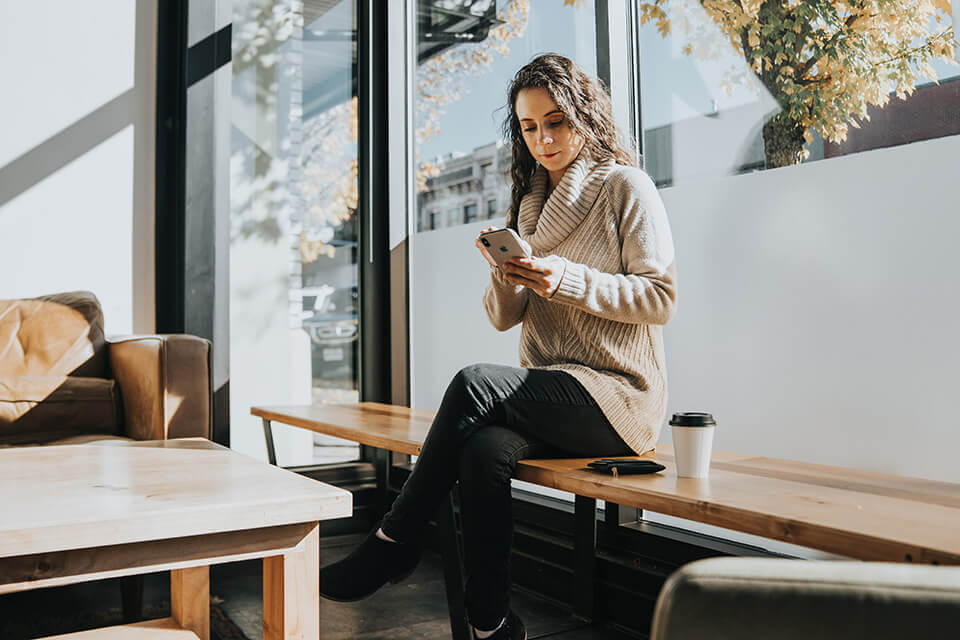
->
xmin=0 ymin=1 xmax=156 ymax=335
xmin=661 ymin=133 xmax=960 ymax=483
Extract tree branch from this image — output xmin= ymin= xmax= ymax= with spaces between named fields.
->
xmin=870 ymin=27 xmax=954 ymax=68
xmin=795 ymin=73 xmax=832 ymax=86
xmin=796 ymin=11 xmax=862 ymax=79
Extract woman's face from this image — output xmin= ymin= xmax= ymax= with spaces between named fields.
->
xmin=515 ymin=87 xmax=584 ymax=175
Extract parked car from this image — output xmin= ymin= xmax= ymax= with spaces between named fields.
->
xmin=303 ymin=285 xmax=358 ymax=388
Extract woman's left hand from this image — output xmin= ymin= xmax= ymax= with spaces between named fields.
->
xmin=502 ymin=255 xmax=566 ymax=298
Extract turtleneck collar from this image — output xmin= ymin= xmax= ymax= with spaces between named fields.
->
xmin=517 ymin=147 xmax=616 ymax=255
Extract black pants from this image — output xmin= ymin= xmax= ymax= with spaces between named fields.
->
xmin=379 ymin=363 xmax=634 ymax=630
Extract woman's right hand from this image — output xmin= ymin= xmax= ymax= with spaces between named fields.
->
xmin=475 ymin=226 xmax=498 ymax=267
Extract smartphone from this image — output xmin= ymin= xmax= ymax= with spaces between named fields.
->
xmin=478 ymin=228 xmax=531 ymax=267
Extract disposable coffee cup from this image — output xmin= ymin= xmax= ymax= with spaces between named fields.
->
xmin=669 ymin=412 xmax=716 ymax=478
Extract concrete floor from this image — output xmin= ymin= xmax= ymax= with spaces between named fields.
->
xmin=224 ymin=533 xmax=641 ymax=639
xmin=0 ymin=533 xmax=640 ymax=639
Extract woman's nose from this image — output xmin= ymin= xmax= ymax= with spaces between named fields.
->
xmin=540 ymin=132 xmax=553 ymax=145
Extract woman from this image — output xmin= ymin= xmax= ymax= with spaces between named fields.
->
xmin=320 ymin=53 xmax=677 ymax=640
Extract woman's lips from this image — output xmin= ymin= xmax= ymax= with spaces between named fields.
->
xmin=542 ymin=151 xmax=559 ymax=159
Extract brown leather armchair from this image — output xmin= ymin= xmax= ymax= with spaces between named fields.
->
xmin=0 ymin=291 xmax=211 ymax=447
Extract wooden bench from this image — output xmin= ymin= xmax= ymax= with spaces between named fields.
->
xmin=253 ymin=402 xmax=960 ymax=638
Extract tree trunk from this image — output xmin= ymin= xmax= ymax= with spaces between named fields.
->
xmin=762 ymin=113 xmax=805 ymax=168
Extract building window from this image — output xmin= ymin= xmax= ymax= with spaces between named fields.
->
xmin=464 ymin=203 xmax=478 ymax=223
xmin=487 ymin=199 xmax=497 ymax=219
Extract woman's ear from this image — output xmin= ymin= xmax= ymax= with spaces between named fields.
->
xmin=574 ymin=135 xmax=586 ymax=156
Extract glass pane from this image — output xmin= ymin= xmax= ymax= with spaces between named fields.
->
xmin=638 ymin=1 xmax=959 ymax=186
xmin=414 ymin=0 xmax=599 ymax=233
xmin=407 ymin=0 xmax=602 ymax=491
xmin=408 ymin=0 xmax=601 ymax=449
xmin=231 ymin=0 xmax=359 ymax=465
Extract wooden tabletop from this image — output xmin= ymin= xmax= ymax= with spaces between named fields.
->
xmin=0 ymin=438 xmax=352 ymax=558
xmin=254 ymin=402 xmax=960 ymax=565
xmin=518 ymin=453 xmax=960 ymax=564
xmin=254 ymin=403 xmax=434 ymax=455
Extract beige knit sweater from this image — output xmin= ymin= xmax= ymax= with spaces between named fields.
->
xmin=483 ymin=149 xmax=677 ymax=455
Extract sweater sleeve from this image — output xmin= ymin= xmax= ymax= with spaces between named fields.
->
xmin=483 ymin=265 xmax=530 ymax=331
xmin=549 ymin=170 xmax=677 ymax=325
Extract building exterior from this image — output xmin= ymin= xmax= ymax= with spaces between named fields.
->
xmin=823 ymin=77 xmax=960 ymax=159
xmin=417 ymin=141 xmax=512 ymax=232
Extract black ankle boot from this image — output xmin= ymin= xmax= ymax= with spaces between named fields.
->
xmin=319 ymin=528 xmax=422 ymax=602
xmin=475 ymin=609 xmax=526 ymax=640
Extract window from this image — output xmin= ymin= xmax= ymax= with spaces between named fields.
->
xmin=414 ymin=0 xmax=600 ymax=232
xmin=464 ymin=203 xmax=478 ymax=223
xmin=637 ymin=1 xmax=960 ymax=186
xmin=479 ymin=162 xmax=493 ymax=190
xmin=409 ymin=1 xmax=605 ymax=405
xmin=231 ymin=0 xmax=360 ymax=464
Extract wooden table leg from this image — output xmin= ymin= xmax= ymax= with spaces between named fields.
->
xmin=171 ymin=565 xmax=210 ymax=640
xmin=264 ymin=522 xmax=320 ymax=640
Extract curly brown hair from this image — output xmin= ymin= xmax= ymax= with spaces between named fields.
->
xmin=501 ymin=53 xmax=637 ymax=231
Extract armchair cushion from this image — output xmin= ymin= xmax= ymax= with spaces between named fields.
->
xmin=0 ymin=375 xmax=121 ymax=445
xmin=0 ymin=291 xmax=107 ymax=378
xmin=651 ymin=557 xmax=960 ymax=640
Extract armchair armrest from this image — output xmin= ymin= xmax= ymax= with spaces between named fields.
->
xmin=651 ymin=557 xmax=960 ymax=640
xmin=108 ymin=334 xmax=212 ymax=441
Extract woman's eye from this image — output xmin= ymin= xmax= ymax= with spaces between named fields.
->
xmin=523 ymin=126 xmax=536 ymax=133
xmin=547 ymin=119 xmax=564 ymax=128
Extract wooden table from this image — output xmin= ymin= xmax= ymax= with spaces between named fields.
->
xmin=0 ymin=438 xmax=352 ymax=639
xmin=253 ymin=402 xmax=960 ymax=564
xmin=253 ymin=402 xmax=960 ymax=639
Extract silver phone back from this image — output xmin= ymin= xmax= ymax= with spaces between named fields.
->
xmin=481 ymin=229 xmax=528 ymax=267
